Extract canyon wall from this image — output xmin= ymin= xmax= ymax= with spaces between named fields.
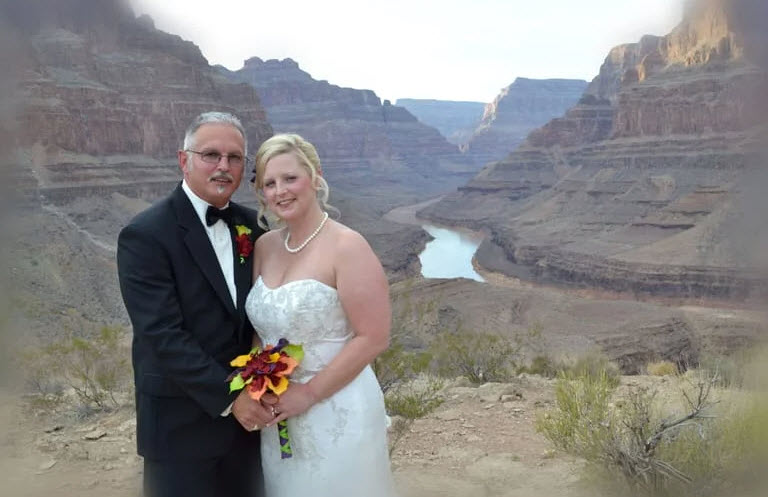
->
xmin=421 ymin=0 xmax=768 ymax=301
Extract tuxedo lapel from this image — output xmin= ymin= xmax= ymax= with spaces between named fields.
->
xmin=231 ymin=204 xmax=255 ymax=341
xmin=172 ymin=186 xmax=237 ymax=317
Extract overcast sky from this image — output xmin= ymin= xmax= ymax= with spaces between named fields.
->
xmin=128 ymin=0 xmax=687 ymax=103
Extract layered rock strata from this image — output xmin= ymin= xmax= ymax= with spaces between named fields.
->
xmin=421 ymin=0 xmax=768 ymax=301
xmin=463 ymin=78 xmax=588 ymax=166
xmin=3 ymin=0 xmax=276 ymax=335
xmin=218 ymin=58 xmax=474 ymax=200
xmin=7 ymin=0 xmax=273 ymax=209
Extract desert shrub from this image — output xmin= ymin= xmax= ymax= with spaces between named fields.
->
xmin=562 ymin=350 xmax=621 ymax=388
xmin=429 ymin=328 xmax=520 ymax=384
xmin=384 ymin=376 xmax=444 ymax=420
xmin=19 ymin=346 xmax=67 ymax=411
xmin=519 ymin=354 xmax=561 ymax=378
xmin=696 ymin=352 xmax=747 ymax=389
xmin=538 ymin=367 xmax=768 ymax=497
xmin=518 ymin=353 xmax=568 ymax=378
xmin=647 ymin=360 xmax=678 ymax=377
xmin=373 ymin=337 xmax=431 ymax=394
xmin=22 ymin=324 xmax=131 ymax=411
xmin=695 ymin=345 xmax=768 ymax=390
xmin=654 ymin=397 xmax=768 ymax=496
xmin=375 ymin=284 xmax=438 ymax=393
xmin=536 ymin=369 xmax=617 ymax=461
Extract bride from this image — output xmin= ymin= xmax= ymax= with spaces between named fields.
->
xmin=245 ymin=134 xmax=396 ymax=496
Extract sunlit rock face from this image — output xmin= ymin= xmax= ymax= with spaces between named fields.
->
xmin=421 ymin=0 xmax=768 ymax=301
xmin=463 ymin=78 xmax=588 ymax=166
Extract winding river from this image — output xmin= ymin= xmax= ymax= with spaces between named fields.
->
xmin=383 ymin=197 xmax=485 ymax=282
xmin=418 ymin=224 xmax=485 ymax=282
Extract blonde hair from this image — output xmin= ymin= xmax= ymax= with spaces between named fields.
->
xmin=252 ymin=133 xmax=336 ymax=229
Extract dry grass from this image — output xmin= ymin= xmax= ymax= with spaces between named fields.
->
xmin=647 ymin=361 xmax=678 ymax=376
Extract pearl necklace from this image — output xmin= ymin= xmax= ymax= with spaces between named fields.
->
xmin=284 ymin=212 xmax=329 ymax=254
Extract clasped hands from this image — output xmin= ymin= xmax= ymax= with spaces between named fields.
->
xmin=231 ymin=383 xmax=318 ymax=432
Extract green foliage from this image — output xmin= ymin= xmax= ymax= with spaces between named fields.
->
xmin=384 ymin=376 xmax=444 ymax=420
xmin=430 ymin=328 xmax=520 ymax=384
xmin=373 ymin=338 xmax=431 ymax=394
xmin=22 ymin=325 xmax=131 ymax=411
xmin=536 ymin=369 xmax=618 ymax=460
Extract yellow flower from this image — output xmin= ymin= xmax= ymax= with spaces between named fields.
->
xmin=230 ymin=354 xmax=251 ymax=367
xmin=267 ymin=376 xmax=289 ymax=395
xmin=235 ymin=225 xmax=252 ymax=236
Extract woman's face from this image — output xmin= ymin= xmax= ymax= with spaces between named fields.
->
xmin=261 ymin=152 xmax=317 ymax=221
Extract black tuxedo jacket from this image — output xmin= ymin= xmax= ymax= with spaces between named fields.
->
xmin=117 ymin=183 xmax=265 ymax=460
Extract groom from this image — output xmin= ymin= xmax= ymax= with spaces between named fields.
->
xmin=117 ymin=112 xmax=270 ymax=497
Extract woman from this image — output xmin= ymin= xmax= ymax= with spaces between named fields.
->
xmin=245 ymin=134 xmax=395 ymax=496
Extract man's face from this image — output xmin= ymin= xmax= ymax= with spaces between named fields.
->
xmin=179 ymin=123 xmax=245 ymax=207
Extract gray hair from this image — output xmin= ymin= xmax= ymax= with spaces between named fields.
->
xmin=182 ymin=111 xmax=248 ymax=153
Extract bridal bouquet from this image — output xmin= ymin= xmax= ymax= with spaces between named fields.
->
xmin=227 ymin=338 xmax=304 ymax=459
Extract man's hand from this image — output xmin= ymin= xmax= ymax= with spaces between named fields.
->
xmin=231 ymin=389 xmax=275 ymax=431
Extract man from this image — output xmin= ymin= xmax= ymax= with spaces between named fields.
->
xmin=117 ymin=112 xmax=272 ymax=497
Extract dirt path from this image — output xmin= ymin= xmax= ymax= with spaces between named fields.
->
xmin=383 ymin=196 xmax=444 ymax=225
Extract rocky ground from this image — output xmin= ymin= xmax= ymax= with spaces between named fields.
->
xmin=0 ymin=375 xmax=590 ymax=497
xmin=6 ymin=372 xmax=743 ymax=497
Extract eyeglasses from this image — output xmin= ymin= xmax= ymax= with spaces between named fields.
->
xmin=186 ymin=150 xmax=248 ymax=167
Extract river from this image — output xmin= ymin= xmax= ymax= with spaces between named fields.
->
xmin=418 ymin=224 xmax=485 ymax=282
xmin=383 ymin=197 xmax=485 ymax=282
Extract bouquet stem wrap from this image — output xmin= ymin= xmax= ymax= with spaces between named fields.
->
xmin=278 ymin=420 xmax=292 ymax=458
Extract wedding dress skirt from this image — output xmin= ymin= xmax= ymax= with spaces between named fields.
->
xmin=245 ymin=277 xmax=395 ymax=497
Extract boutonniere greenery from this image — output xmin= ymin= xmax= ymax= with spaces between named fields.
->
xmin=234 ymin=225 xmax=254 ymax=264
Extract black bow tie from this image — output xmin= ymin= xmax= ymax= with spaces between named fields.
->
xmin=206 ymin=205 xmax=233 ymax=227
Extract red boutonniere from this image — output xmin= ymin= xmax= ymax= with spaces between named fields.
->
xmin=235 ymin=225 xmax=253 ymax=264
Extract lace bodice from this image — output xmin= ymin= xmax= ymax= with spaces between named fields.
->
xmin=245 ymin=277 xmax=353 ymax=382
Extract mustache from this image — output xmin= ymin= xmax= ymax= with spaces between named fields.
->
xmin=209 ymin=172 xmax=234 ymax=182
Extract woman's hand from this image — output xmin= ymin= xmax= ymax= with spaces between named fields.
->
xmin=266 ymin=383 xmax=319 ymax=427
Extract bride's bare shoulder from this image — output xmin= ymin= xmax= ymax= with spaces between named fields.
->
xmin=329 ymin=221 xmax=373 ymax=253
xmin=255 ymin=228 xmax=284 ymax=250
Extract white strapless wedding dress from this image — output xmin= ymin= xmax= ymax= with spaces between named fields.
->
xmin=245 ymin=276 xmax=395 ymax=497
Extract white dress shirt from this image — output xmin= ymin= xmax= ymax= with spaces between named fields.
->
xmin=181 ymin=180 xmax=237 ymax=308
xmin=181 ymin=181 xmax=241 ymax=417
